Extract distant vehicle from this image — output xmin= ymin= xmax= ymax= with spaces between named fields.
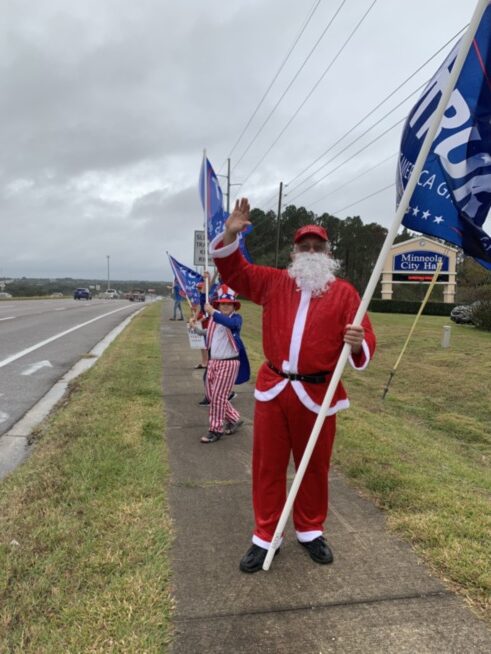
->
xmin=50 ymin=292 xmax=64 ymax=298
xmin=0 ymin=292 xmax=12 ymax=299
xmin=102 ymin=289 xmax=119 ymax=299
xmin=74 ymin=288 xmax=92 ymax=300
xmin=450 ymin=301 xmax=480 ymax=325
xmin=124 ymin=289 xmax=145 ymax=302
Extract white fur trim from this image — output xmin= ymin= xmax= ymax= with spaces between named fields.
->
xmin=296 ymin=530 xmax=322 ymax=543
xmin=348 ymin=339 xmax=370 ymax=371
xmin=252 ymin=534 xmax=283 ymax=549
xmin=255 ymin=379 xmax=350 ymax=415
xmin=254 ymin=380 xmax=288 ymax=402
xmin=209 ymin=232 xmax=240 ymax=258
xmin=292 ymin=380 xmax=350 ymax=415
xmin=286 ymin=290 xmax=311 ymax=374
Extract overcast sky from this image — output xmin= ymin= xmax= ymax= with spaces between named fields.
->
xmin=0 ymin=0 xmax=476 ymax=281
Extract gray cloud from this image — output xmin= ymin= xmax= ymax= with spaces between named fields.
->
xmin=0 ymin=1 xmax=475 ymax=280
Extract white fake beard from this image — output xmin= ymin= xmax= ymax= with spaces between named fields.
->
xmin=288 ymin=252 xmax=340 ymax=296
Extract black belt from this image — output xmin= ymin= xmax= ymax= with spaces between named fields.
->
xmin=267 ymin=362 xmax=331 ymax=384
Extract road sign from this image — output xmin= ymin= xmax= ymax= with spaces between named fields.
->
xmin=194 ymin=230 xmax=206 ymax=266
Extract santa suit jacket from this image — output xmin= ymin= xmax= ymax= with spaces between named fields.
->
xmin=210 ymin=234 xmax=376 ymax=415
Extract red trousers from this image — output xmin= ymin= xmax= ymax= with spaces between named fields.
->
xmin=252 ymin=383 xmax=336 ymax=544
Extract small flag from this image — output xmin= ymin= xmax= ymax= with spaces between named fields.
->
xmin=168 ymin=254 xmax=204 ymax=304
xmin=397 ymin=4 xmax=491 ymax=270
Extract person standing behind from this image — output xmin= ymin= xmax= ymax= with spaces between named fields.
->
xmin=210 ymin=198 xmax=376 ymax=573
xmin=169 ymin=278 xmax=184 ymax=321
xmin=190 ymin=284 xmax=250 ymax=443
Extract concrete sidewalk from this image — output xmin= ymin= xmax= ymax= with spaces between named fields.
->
xmin=161 ymin=307 xmax=490 ymax=654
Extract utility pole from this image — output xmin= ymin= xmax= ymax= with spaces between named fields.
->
xmin=106 ymin=255 xmax=110 ymax=291
xmin=218 ymin=158 xmax=241 ymax=214
xmin=274 ymin=182 xmax=283 ymax=268
xmin=226 ymin=158 xmax=231 ymax=213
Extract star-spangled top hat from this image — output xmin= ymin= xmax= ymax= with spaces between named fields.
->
xmin=213 ymin=284 xmax=240 ymax=310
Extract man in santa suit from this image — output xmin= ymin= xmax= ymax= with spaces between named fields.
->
xmin=210 ymin=198 xmax=376 ymax=573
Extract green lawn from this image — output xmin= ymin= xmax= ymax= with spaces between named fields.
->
xmin=239 ymin=301 xmax=491 ymax=621
xmin=0 ymin=302 xmax=171 ymax=653
xmin=0 ymin=299 xmax=489 ymax=652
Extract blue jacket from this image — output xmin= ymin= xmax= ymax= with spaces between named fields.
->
xmin=172 ymin=284 xmax=182 ymax=302
xmin=209 ymin=311 xmax=250 ymax=384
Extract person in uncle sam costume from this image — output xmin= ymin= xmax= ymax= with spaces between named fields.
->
xmin=210 ymin=198 xmax=376 ymax=573
xmin=190 ymin=284 xmax=250 ymax=444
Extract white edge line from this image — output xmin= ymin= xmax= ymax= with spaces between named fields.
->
xmin=0 ymin=304 xmax=135 ymax=369
xmin=0 ymin=305 xmax=147 ymax=478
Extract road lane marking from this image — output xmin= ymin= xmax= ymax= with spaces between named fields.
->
xmin=0 ymin=305 xmax=136 ymax=369
xmin=0 ymin=411 xmax=9 ymax=423
xmin=0 ymin=317 xmax=15 ymax=321
xmin=21 ymin=360 xmax=53 ymax=376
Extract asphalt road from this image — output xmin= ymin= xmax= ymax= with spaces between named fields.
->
xmin=0 ymin=298 xmax=145 ymax=436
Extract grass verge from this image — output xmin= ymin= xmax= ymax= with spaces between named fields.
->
xmin=239 ymin=301 xmax=490 ymax=622
xmin=0 ymin=302 xmax=171 ymax=653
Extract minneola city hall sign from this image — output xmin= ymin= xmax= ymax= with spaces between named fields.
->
xmin=381 ymin=237 xmax=457 ymax=303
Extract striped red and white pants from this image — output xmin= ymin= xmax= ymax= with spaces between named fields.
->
xmin=205 ymin=358 xmax=240 ymax=433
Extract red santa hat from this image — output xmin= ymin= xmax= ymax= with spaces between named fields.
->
xmin=213 ymin=284 xmax=240 ymax=310
xmin=294 ymin=224 xmax=329 ymax=243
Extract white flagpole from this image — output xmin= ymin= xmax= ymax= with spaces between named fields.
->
xmin=202 ymin=149 xmax=210 ymax=303
xmin=263 ymin=0 xmax=489 ymax=572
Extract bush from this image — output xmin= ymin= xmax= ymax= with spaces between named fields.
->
xmin=369 ymin=299 xmax=456 ymax=316
xmin=472 ymin=301 xmax=491 ymax=331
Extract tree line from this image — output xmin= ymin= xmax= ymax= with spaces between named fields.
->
xmin=244 ymin=204 xmax=491 ymax=302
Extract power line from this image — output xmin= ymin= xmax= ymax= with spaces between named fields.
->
xmin=233 ymin=0 xmax=379 ymax=198
xmin=286 ymin=25 xmax=466 ymax=192
xmin=231 ymin=0 xmax=349 ymax=174
xmin=307 ymin=150 xmax=397 ymax=208
xmin=286 ymin=79 xmax=426 ymax=198
xmin=258 ymin=24 xmax=467 ymax=213
xmin=287 ymin=116 xmax=405 ymax=204
xmin=330 ymin=182 xmax=394 ymax=215
xmin=219 ymin=0 xmax=324 ymax=171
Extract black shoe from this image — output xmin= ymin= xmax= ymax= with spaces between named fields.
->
xmin=228 ymin=391 xmax=237 ymax=401
xmin=198 ymin=397 xmax=210 ymax=406
xmin=239 ymin=544 xmax=279 ymax=573
xmin=298 ymin=535 xmax=333 ymax=564
xmin=200 ymin=431 xmax=222 ymax=444
xmin=224 ymin=419 xmax=244 ymax=435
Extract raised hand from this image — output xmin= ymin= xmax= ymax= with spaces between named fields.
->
xmin=224 ymin=198 xmax=251 ymax=244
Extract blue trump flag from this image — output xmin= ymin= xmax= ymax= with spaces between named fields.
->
xmin=199 ymin=157 xmax=226 ymax=241
xmin=198 ymin=155 xmax=254 ymax=261
xmin=397 ymin=4 xmax=491 ymax=270
xmin=167 ymin=254 xmax=203 ymax=305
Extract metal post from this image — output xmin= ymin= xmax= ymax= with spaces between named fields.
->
xmin=274 ymin=182 xmax=283 ymax=268
xmin=441 ymin=325 xmax=451 ymax=348
xmin=106 ymin=255 xmax=110 ymax=291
